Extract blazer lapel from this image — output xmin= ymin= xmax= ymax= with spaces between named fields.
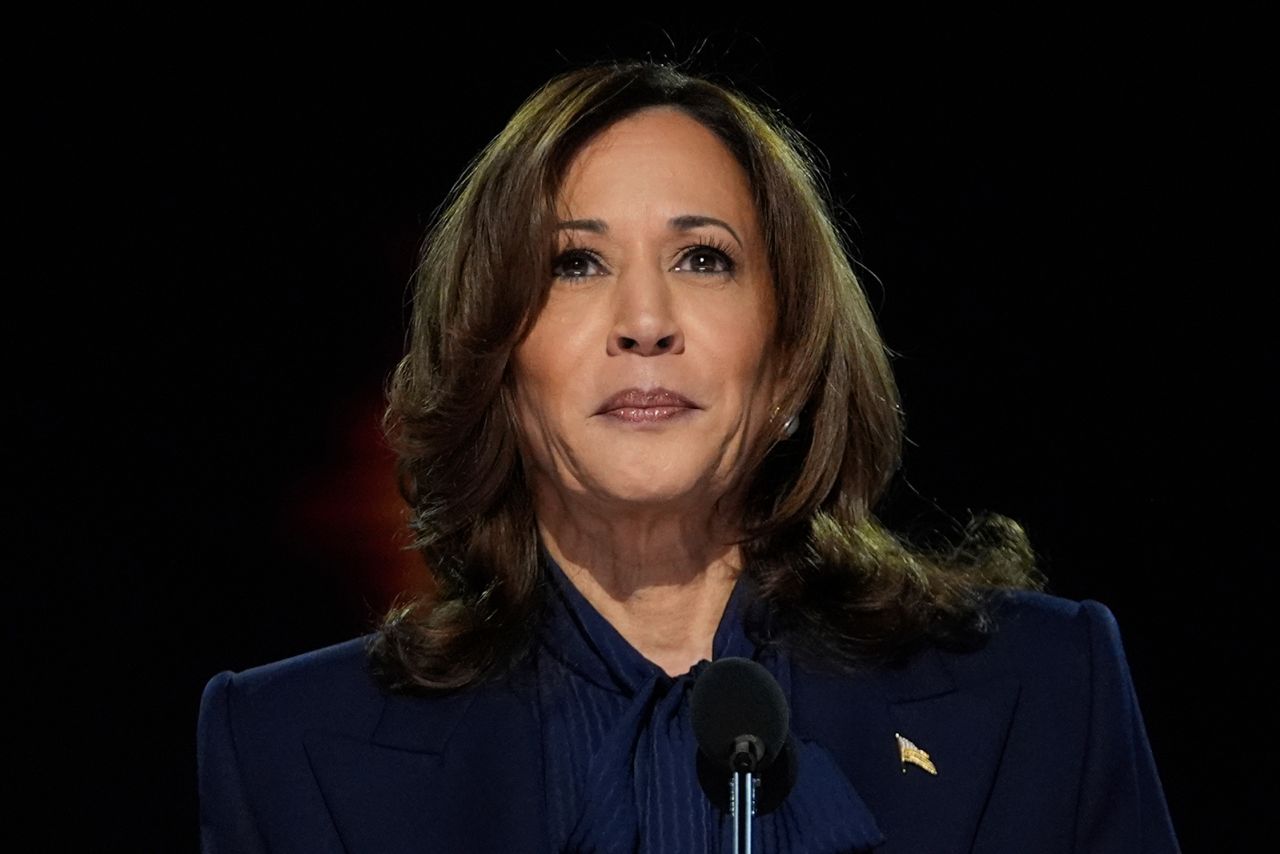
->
xmin=303 ymin=676 xmax=550 ymax=854
xmin=792 ymin=646 xmax=1020 ymax=854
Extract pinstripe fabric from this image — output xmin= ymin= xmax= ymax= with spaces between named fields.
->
xmin=533 ymin=548 xmax=885 ymax=853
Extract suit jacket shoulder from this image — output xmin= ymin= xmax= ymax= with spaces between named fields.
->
xmin=930 ymin=588 xmax=1147 ymax=716
xmin=965 ymin=589 xmax=1180 ymax=852
xmin=198 ymin=635 xmax=544 ymax=854
xmin=789 ymin=588 xmax=1180 ymax=853
xmin=198 ymin=636 xmax=383 ymax=854
xmin=991 ymin=591 xmax=1181 ymax=853
xmin=940 ymin=588 xmax=1092 ymax=689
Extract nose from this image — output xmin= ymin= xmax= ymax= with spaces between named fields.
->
xmin=607 ymin=266 xmax=686 ymax=356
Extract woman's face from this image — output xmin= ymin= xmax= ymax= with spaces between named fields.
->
xmin=511 ymin=105 xmax=779 ymax=517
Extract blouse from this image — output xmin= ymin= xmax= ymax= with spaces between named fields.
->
xmin=533 ymin=546 xmax=885 ymax=853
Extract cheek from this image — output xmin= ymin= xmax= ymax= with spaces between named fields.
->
xmin=721 ymin=304 xmax=775 ymax=379
xmin=517 ymin=300 xmax=585 ymax=379
xmin=513 ymin=317 xmax=559 ymax=390
xmin=512 ymin=327 xmax=575 ymax=427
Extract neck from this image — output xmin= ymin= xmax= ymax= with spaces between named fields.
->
xmin=533 ymin=484 xmax=745 ymax=678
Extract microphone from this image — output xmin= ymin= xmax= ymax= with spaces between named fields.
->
xmin=691 ymin=657 xmax=797 ymax=850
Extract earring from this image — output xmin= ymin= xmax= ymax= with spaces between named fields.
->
xmin=771 ymin=403 xmax=800 ymax=439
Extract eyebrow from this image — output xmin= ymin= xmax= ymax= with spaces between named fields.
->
xmin=555 ymin=214 xmax=743 ymax=249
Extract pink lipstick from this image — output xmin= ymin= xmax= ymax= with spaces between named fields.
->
xmin=595 ymin=387 xmax=700 ymax=424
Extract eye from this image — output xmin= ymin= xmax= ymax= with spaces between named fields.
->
xmin=674 ymin=237 xmax=739 ymax=276
xmin=550 ymin=237 xmax=741 ymax=280
xmin=550 ymin=248 xmax=606 ymax=280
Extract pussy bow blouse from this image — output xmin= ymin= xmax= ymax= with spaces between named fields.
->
xmin=534 ymin=549 xmax=885 ymax=853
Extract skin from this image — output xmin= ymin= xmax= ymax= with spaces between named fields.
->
xmin=510 ymin=105 xmax=782 ymax=678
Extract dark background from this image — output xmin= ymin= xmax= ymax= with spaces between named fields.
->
xmin=16 ymin=12 xmax=1272 ymax=850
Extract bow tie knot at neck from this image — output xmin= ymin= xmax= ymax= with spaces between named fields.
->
xmin=534 ymin=552 xmax=888 ymax=853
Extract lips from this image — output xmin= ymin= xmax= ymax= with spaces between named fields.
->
xmin=595 ymin=387 xmax=700 ymax=415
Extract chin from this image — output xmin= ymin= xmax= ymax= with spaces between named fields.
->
xmin=573 ymin=445 xmax=726 ymax=502
xmin=591 ymin=473 xmax=707 ymax=507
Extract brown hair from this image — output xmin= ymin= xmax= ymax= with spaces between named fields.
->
xmin=368 ymin=58 xmax=1046 ymax=693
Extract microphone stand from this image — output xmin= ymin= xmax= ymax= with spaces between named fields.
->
xmin=730 ymin=736 xmax=761 ymax=854
xmin=730 ymin=769 xmax=756 ymax=853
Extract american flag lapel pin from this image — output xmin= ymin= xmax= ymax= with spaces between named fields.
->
xmin=895 ymin=732 xmax=938 ymax=775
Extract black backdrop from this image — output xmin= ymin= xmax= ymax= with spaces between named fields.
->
xmin=16 ymin=13 xmax=1273 ymax=851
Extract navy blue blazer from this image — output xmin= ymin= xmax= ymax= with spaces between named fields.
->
xmin=197 ymin=590 xmax=1181 ymax=852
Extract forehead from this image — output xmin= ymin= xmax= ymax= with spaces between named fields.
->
xmin=557 ymin=106 xmax=757 ymax=222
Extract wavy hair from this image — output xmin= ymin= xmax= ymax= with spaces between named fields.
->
xmin=368 ymin=58 xmax=1046 ymax=693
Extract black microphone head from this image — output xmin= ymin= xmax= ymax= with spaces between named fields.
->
xmin=690 ymin=656 xmax=790 ymax=773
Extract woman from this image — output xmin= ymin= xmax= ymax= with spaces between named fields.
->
xmin=198 ymin=59 xmax=1181 ymax=853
